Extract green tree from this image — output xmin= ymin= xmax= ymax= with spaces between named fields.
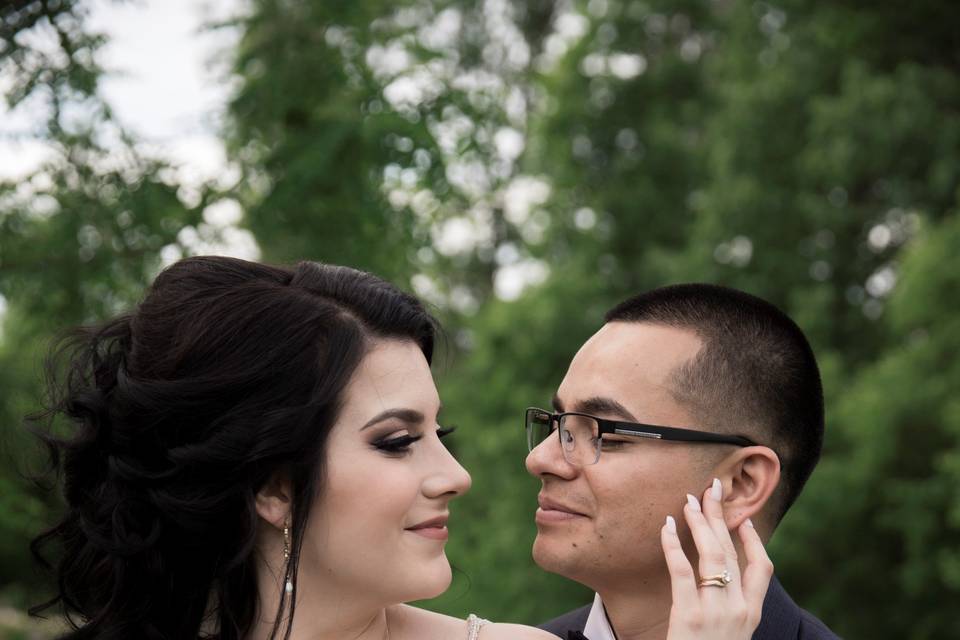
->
xmin=0 ymin=0 xmax=202 ymax=595
xmin=773 ymin=213 xmax=960 ymax=639
xmin=431 ymin=1 xmax=960 ymax=634
xmin=1 ymin=1 xmax=957 ymax=637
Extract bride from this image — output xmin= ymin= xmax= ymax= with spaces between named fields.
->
xmin=29 ymin=256 xmax=769 ymax=640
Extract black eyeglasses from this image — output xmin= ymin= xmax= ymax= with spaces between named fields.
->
xmin=525 ymin=407 xmax=758 ymax=467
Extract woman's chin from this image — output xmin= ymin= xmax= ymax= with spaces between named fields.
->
xmin=404 ymin=559 xmax=452 ymax=602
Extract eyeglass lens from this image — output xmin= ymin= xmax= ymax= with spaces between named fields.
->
xmin=526 ymin=410 xmax=601 ymax=466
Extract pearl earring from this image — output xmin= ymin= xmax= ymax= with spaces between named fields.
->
xmin=283 ymin=519 xmax=293 ymax=595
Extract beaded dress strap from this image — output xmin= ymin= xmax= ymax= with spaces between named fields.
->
xmin=466 ymin=613 xmax=489 ymax=640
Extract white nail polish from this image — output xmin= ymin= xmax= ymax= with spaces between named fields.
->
xmin=711 ymin=477 xmax=722 ymax=501
xmin=666 ymin=515 xmax=677 ymax=534
xmin=686 ymin=493 xmax=701 ymax=512
xmin=745 ymin=518 xmax=755 ymax=528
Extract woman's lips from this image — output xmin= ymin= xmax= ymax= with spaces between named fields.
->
xmin=406 ymin=525 xmax=449 ymax=540
xmin=405 ymin=515 xmax=449 ymax=540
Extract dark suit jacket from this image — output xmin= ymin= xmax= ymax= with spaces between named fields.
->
xmin=538 ymin=576 xmax=840 ymax=639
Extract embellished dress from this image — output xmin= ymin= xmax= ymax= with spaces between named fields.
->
xmin=466 ymin=614 xmax=489 ymax=640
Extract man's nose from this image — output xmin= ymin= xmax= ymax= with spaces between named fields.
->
xmin=525 ymin=432 xmax=577 ymax=480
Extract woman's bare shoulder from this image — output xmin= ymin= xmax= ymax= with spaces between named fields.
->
xmin=387 ymin=605 xmax=556 ymax=640
xmin=480 ymin=622 xmax=558 ymax=639
xmin=388 ymin=605 xmax=464 ymax=638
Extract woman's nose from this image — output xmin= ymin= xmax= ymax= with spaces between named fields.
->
xmin=423 ymin=444 xmax=472 ymax=499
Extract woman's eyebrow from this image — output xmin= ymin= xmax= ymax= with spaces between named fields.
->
xmin=360 ymin=408 xmax=425 ymax=431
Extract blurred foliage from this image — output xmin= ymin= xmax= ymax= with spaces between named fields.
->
xmin=0 ymin=0 xmax=202 ymax=608
xmin=1 ymin=0 xmax=959 ymax=638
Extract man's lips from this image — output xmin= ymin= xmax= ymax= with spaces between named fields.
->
xmin=536 ymin=495 xmax=589 ymax=523
xmin=405 ymin=515 xmax=449 ymax=540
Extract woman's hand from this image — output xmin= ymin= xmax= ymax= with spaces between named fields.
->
xmin=660 ymin=478 xmax=773 ymax=640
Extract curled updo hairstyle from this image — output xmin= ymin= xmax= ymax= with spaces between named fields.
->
xmin=28 ymin=256 xmax=437 ymax=640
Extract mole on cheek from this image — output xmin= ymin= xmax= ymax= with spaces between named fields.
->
xmin=572 ymin=543 xmax=578 ymax=548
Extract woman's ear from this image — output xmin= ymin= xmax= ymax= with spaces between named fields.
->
xmin=255 ymin=470 xmax=292 ymax=529
xmin=720 ymin=446 xmax=780 ymax=534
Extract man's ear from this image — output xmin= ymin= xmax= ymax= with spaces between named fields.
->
xmin=719 ymin=446 xmax=780 ymax=532
xmin=255 ymin=470 xmax=292 ymax=529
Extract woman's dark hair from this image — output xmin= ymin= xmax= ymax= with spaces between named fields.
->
xmin=28 ymin=256 xmax=438 ymax=640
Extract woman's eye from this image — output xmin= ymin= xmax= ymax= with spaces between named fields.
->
xmin=375 ymin=434 xmax=422 ymax=453
xmin=373 ymin=425 xmax=455 ymax=454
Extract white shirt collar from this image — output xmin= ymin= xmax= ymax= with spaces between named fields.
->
xmin=583 ymin=592 xmax=617 ymax=640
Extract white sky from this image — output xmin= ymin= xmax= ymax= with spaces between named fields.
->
xmin=0 ymin=0 xmax=243 ymax=182
xmin=0 ymin=0 xmax=261 ymax=282
xmin=0 ymin=0 xmax=545 ymax=306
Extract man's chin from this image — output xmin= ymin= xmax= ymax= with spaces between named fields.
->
xmin=531 ymin=533 xmax=587 ymax=581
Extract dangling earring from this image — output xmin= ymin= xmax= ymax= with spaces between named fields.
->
xmin=282 ymin=518 xmax=293 ymax=595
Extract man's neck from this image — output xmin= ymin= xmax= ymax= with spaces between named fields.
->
xmin=595 ymin=549 xmax=756 ymax=640
xmin=596 ymin=577 xmax=673 ymax=640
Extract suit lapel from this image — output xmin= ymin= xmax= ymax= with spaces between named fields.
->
xmin=538 ymin=603 xmax=592 ymax=638
xmin=542 ymin=577 xmax=807 ymax=640
xmin=753 ymin=575 xmax=801 ymax=639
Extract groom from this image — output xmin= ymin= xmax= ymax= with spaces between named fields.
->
xmin=526 ymin=284 xmax=839 ymax=639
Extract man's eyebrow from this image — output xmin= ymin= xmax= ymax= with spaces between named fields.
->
xmin=361 ymin=408 xmax=425 ymax=431
xmin=551 ymin=394 xmax=564 ymax=412
xmin=572 ymin=396 xmax=638 ymax=422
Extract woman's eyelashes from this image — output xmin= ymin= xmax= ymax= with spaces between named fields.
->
xmin=437 ymin=425 xmax=456 ymax=439
xmin=373 ymin=425 xmax=456 ymax=454
xmin=374 ymin=433 xmax=421 ymax=453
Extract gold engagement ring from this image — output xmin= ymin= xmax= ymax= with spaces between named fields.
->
xmin=698 ymin=570 xmax=733 ymax=588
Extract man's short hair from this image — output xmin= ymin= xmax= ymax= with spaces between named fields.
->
xmin=605 ymin=283 xmax=824 ymax=523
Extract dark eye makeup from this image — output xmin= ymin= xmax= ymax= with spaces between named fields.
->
xmin=374 ymin=426 xmax=456 ymax=454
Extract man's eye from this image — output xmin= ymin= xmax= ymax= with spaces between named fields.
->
xmin=600 ymin=438 xmax=629 ymax=449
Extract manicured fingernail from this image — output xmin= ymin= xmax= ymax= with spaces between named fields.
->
xmin=745 ymin=518 xmax=754 ymax=528
xmin=686 ymin=494 xmax=701 ymax=512
xmin=711 ymin=478 xmax=722 ymax=501
xmin=666 ymin=515 xmax=676 ymax=534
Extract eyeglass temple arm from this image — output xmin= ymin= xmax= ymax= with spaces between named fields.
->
xmin=601 ymin=420 xmax=757 ymax=447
